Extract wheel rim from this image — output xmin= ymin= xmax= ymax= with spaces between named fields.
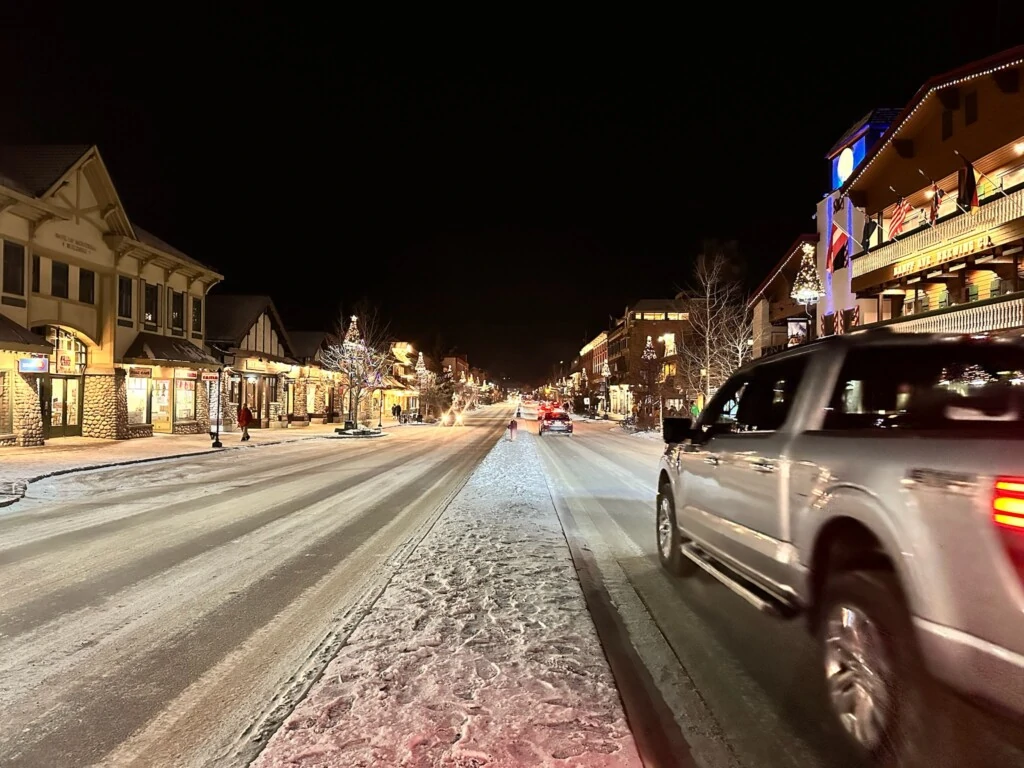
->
xmin=823 ymin=603 xmax=894 ymax=750
xmin=657 ymin=496 xmax=674 ymax=559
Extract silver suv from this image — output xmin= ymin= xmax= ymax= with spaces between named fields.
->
xmin=656 ymin=331 xmax=1024 ymax=764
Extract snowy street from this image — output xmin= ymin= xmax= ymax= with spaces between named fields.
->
xmin=0 ymin=407 xmax=513 ymax=767
xmin=533 ymin=411 xmax=1024 ymax=768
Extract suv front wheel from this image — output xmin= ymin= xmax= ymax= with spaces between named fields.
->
xmin=656 ymin=483 xmax=697 ymax=577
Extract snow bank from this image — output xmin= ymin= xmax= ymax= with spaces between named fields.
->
xmin=608 ymin=426 xmax=663 ymax=441
xmin=253 ymin=432 xmax=641 ymax=768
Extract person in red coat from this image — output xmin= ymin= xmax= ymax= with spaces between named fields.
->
xmin=238 ymin=404 xmax=253 ymax=442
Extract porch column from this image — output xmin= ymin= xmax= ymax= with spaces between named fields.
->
xmin=12 ymin=371 xmax=44 ymax=446
xmin=312 ymin=382 xmax=326 ymax=415
xmin=291 ymin=378 xmax=308 ymax=421
xmin=82 ymin=369 xmax=128 ymax=440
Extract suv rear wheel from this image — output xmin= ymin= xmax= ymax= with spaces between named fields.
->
xmin=819 ymin=570 xmax=930 ymax=766
xmin=656 ymin=483 xmax=696 ymax=577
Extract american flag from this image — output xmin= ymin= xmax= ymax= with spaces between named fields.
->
xmin=929 ymin=184 xmax=944 ymax=225
xmin=888 ymin=197 xmax=913 ymax=238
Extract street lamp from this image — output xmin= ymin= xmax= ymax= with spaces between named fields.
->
xmin=212 ymin=367 xmax=223 ymax=448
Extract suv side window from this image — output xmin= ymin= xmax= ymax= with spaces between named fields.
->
xmin=700 ymin=356 xmax=807 ymax=434
xmin=823 ymin=344 xmax=1024 ymax=431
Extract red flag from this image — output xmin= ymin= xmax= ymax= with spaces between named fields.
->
xmin=929 ymin=183 xmax=944 ymax=224
xmin=827 ymin=224 xmax=848 ymax=274
xmin=958 ymin=156 xmax=979 ymax=211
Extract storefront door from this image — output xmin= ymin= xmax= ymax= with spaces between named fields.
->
xmin=151 ymin=378 xmax=172 ymax=433
xmin=39 ymin=375 xmax=83 ymax=438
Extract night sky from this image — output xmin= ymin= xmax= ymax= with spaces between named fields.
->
xmin=2 ymin=9 xmax=1020 ymax=381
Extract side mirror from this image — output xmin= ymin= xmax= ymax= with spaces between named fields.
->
xmin=663 ymin=417 xmax=692 ymax=444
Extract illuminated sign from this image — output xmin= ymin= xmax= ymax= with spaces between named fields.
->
xmin=18 ymin=357 xmax=49 ymax=373
xmin=128 ymin=367 xmax=152 ymax=378
xmin=892 ymin=235 xmax=994 ymax=278
xmin=831 ymin=136 xmax=867 ymax=190
xmin=201 ymin=371 xmax=220 ymax=381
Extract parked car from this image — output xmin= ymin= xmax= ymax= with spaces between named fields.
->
xmin=656 ymin=329 xmax=1024 ymax=765
xmin=539 ymin=411 xmax=572 ymax=436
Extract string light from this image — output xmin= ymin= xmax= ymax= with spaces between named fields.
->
xmin=751 ymin=235 xmax=818 ymax=306
xmin=841 ymin=57 xmax=1024 ymax=198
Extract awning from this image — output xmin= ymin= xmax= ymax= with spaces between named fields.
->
xmin=122 ymin=332 xmax=219 ymax=369
xmin=0 ymin=314 xmax=51 ymax=353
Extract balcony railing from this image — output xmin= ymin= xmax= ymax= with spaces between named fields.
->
xmin=877 ymin=292 xmax=1024 ymax=335
xmin=852 ymin=186 xmax=1024 ymax=279
xmin=900 ymin=278 xmax=1016 ymax=317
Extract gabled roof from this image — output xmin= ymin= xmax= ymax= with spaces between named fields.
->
xmin=748 ymin=233 xmax=819 ymax=309
xmin=826 ymin=108 xmax=901 ymax=158
xmin=133 ymin=225 xmax=215 ymax=274
xmin=0 ymin=145 xmax=92 ymax=197
xmin=290 ymin=331 xmax=329 ymax=361
xmin=839 ymin=45 xmax=1024 ymax=202
xmin=205 ymin=294 xmax=296 ymax=358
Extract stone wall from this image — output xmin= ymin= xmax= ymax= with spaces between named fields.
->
xmin=312 ymin=383 xmax=327 ymax=415
xmin=0 ymin=371 xmax=12 ymax=435
xmin=128 ymin=423 xmax=153 ymax=439
xmin=83 ymin=371 xmax=128 ymax=440
xmin=196 ymin=380 xmax=210 ymax=433
xmin=209 ymin=376 xmax=237 ymax=431
xmin=291 ymin=378 xmax=308 ymax=419
xmin=12 ymin=372 xmax=43 ymax=446
xmin=173 ymin=420 xmax=201 ymax=435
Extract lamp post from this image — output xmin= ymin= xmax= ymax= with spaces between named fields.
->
xmin=791 ymin=242 xmax=825 ymax=341
xmin=212 ymin=367 xmax=223 ymax=448
xmin=601 ymin=360 xmax=611 ymax=416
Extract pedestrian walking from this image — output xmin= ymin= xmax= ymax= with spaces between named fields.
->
xmin=238 ymin=403 xmax=253 ymax=442
xmin=395 ymin=403 xmax=403 ymax=422
xmin=507 ymin=418 xmax=518 ymax=441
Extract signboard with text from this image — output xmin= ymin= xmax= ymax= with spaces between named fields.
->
xmin=201 ymin=371 xmax=220 ymax=382
xmin=128 ymin=367 xmax=152 ymax=378
xmin=18 ymin=357 xmax=49 ymax=373
xmin=174 ymin=369 xmax=198 ymax=380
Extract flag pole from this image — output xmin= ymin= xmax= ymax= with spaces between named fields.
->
xmin=829 ymin=219 xmax=868 ymax=252
xmin=916 ymin=169 xmax=971 ymax=216
xmin=954 ymin=149 xmax=1009 ymax=198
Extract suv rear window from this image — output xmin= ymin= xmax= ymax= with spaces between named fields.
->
xmin=545 ymin=412 xmax=568 ymax=420
xmin=823 ymin=343 xmax=1024 ymax=432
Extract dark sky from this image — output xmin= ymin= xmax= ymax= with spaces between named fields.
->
xmin=2 ymin=8 xmax=1020 ymax=381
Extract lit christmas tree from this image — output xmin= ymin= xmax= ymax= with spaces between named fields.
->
xmin=642 ymin=335 xmax=657 ymax=361
xmin=791 ymin=242 xmax=825 ymax=306
xmin=343 ymin=314 xmax=362 ymax=347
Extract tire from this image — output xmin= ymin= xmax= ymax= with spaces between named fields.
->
xmin=818 ymin=570 xmax=938 ymax=767
xmin=656 ymin=483 xmax=696 ymax=576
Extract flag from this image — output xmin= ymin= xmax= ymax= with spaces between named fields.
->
xmin=958 ymin=156 xmax=979 ymax=211
xmin=828 ymin=223 xmax=848 ymax=273
xmin=862 ymin=218 xmax=878 ymax=250
xmin=888 ymin=197 xmax=912 ymax=239
xmin=929 ymin=183 xmax=944 ymax=224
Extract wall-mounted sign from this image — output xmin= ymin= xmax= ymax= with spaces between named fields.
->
xmin=54 ymin=232 xmax=97 ymax=254
xmin=18 ymin=357 xmax=49 ymax=373
xmin=892 ymin=235 xmax=994 ymax=279
xmin=201 ymin=371 xmax=220 ymax=382
xmin=245 ymin=358 xmax=267 ymax=372
xmin=831 ymin=136 xmax=868 ymax=191
xmin=128 ymin=367 xmax=152 ymax=378
xmin=174 ymin=369 xmax=198 ymax=380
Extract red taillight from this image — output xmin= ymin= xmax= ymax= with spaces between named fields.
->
xmin=993 ymin=478 xmax=1024 ymax=581
xmin=993 ymin=478 xmax=1024 ymax=531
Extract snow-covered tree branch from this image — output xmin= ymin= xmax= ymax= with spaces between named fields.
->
xmin=680 ymin=245 xmax=753 ymax=402
xmin=320 ymin=305 xmax=393 ymax=426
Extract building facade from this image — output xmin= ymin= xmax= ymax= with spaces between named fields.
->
xmin=0 ymin=145 xmax=222 ymax=447
xmin=836 ymin=47 xmax=1024 ymax=337
xmin=749 ymin=234 xmax=818 ymax=358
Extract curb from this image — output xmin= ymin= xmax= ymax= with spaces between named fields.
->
xmin=0 ymin=434 xmax=336 ymax=509
xmin=327 ymin=432 xmax=390 ymax=440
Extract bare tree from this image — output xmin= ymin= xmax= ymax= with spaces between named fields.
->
xmin=320 ymin=303 xmax=393 ymax=427
xmin=680 ymin=245 xmax=753 ymax=403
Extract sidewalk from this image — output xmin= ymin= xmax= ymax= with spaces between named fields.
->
xmin=253 ymin=431 xmax=642 ymax=768
xmin=0 ymin=424 xmax=342 ymax=502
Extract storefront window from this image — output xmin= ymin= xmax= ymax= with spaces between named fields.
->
xmin=175 ymin=379 xmax=196 ymax=420
xmin=127 ymin=377 xmax=150 ymax=424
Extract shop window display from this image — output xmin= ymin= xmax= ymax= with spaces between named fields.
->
xmin=175 ymin=379 xmax=196 ymax=421
xmin=151 ymin=379 xmax=172 ymax=431
xmin=127 ymin=378 xmax=150 ymax=424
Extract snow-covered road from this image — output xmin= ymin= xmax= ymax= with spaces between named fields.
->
xmin=0 ymin=408 xmax=511 ymax=768
xmin=532 ymin=413 xmax=1024 ymax=768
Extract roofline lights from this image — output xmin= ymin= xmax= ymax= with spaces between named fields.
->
xmin=841 ymin=58 xmax=1024 ymax=199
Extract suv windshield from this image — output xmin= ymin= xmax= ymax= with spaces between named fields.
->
xmin=545 ymin=412 xmax=568 ymax=421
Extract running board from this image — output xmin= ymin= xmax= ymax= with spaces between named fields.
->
xmin=679 ymin=543 xmax=791 ymax=617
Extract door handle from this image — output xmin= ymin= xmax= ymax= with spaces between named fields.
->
xmin=752 ymin=460 xmax=776 ymax=473
xmin=704 ymin=455 xmax=719 ymax=466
